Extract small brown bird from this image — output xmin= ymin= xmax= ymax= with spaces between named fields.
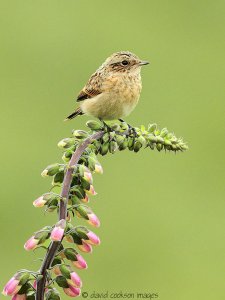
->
xmin=65 ymin=51 xmax=149 ymax=121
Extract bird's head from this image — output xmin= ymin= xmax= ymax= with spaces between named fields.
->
xmin=102 ymin=51 xmax=149 ymax=75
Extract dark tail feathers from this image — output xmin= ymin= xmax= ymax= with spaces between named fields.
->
xmin=64 ymin=107 xmax=84 ymax=121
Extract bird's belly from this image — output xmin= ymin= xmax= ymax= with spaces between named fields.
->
xmin=81 ymin=92 xmax=139 ymax=120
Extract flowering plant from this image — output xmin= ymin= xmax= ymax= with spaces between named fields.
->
xmin=2 ymin=120 xmax=187 ymax=299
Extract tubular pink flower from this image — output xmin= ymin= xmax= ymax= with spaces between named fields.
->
xmin=86 ymin=185 xmax=97 ymax=196
xmin=33 ymin=196 xmax=46 ymax=208
xmin=95 ymin=163 xmax=103 ymax=174
xmin=12 ymin=294 xmax=26 ymax=300
xmin=50 ymin=227 xmax=64 ymax=241
xmin=24 ymin=236 xmax=39 ymax=251
xmin=2 ymin=277 xmax=20 ymax=296
xmin=86 ymin=231 xmax=100 ymax=245
xmin=72 ymin=254 xmax=88 ymax=269
xmin=87 ymin=213 xmax=100 ymax=227
xmin=50 ymin=219 xmax=66 ymax=242
xmin=77 ymin=241 xmax=92 ymax=253
xmin=63 ymin=286 xmax=81 ymax=297
xmin=67 ymin=272 xmax=82 ymax=288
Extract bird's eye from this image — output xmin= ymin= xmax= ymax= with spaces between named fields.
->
xmin=121 ymin=60 xmax=129 ymax=66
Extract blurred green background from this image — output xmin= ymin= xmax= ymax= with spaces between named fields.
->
xmin=0 ymin=1 xmax=224 ymax=299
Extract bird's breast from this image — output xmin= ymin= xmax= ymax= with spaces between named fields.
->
xmin=81 ymin=74 xmax=142 ymax=120
xmin=104 ymin=74 xmax=142 ymax=101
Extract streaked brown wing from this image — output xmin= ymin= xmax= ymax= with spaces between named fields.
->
xmin=76 ymin=70 xmax=103 ymax=102
xmin=77 ymin=88 xmax=102 ymax=102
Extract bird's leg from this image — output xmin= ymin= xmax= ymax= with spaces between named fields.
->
xmin=118 ymin=119 xmax=137 ymax=137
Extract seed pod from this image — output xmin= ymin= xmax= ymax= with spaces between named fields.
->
xmin=109 ymin=140 xmax=118 ymax=153
xmin=93 ymin=140 xmax=101 ymax=153
xmin=118 ymin=139 xmax=128 ymax=150
xmin=148 ymin=123 xmax=157 ymax=133
xmin=102 ymin=132 xmax=110 ymax=143
xmin=137 ymin=135 xmax=146 ymax=147
xmin=72 ymin=130 xmax=89 ymax=139
xmin=149 ymin=142 xmax=156 ymax=150
xmin=181 ymin=144 xmax=188 ymax=150
xmin=57 ymin=138 xmax=76 ymax=149
xmin=109 ymin=131 xmax=116 ymax=139
xmin=120 ymin=122 xmax=129 ymax=131
xmin=115 ymin=135 xmax=125 ymax=145
xmin=133 ymin=141 xmax=142 ymax=152
xmin=165 ymin=144 xmax=172 ymax=151
xmin=100 ymin=142 xmax=109 ymax=156
xmin=87 ymin=156 xmax=97 ymax=171
xmin=156 ymin=143 xmax=163 ymax=151
xmin=86 ymin=120 xmax=103 ymax=131
xmin=111 ymin=123 xmax=121 ymax=131
xmin=128 ymin=137 xmax=135 ymax=150
xmin=148 ymin=135 xmax=157 ymax=143
xmin=156 ymin=136 xmax=164 ymax=143
xmin=160 ymin=128 xmax=169 ymax=138
xmin=164 ymin=139 xmax=172 ymax=146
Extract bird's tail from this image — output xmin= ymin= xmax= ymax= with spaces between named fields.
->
xmin=64 ymin=107 xmax=84 ymax=121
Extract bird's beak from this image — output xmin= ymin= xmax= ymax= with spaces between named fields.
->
xmin=139 ymin=60 xmax=149 ymax=66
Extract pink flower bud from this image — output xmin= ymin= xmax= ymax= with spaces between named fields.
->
xmin=77 ymin=241 xmax=92 ymax=253
xmin=86 ymin=185 xmax=97 ymax=196
xmin=83 ymin=171 xmax=93 ymax=184
xmin=86 ymin=231 xmax=100 ymax=245
xmin=87 ymin=213 xmax=100 ymax=227
xmin=33 ymin=196 xmax=46 ymax=208
xmin=50 ymin=219 xmax=66 ymax=242
xmin=95 ymin=163 xmax=103 ymax=174
xmin=12 ymin=294 xmax=26 ymax=300
xmin=63 ymin=286 xmax=80 ymax=297
xmin=67 ymin=272 xmax=82 ymax=288
xmin=24 ymin=236 xmax=39 ymax=251
xmin=2 ymin=277 xmax=20 ymax=296
xmin=72 ymin=254 xmax=88 ymax=269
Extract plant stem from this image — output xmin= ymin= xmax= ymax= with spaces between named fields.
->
xmin=36 ymin=131 xmax=104 ymax=300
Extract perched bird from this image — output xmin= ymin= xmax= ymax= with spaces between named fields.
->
xmin=65 ymin=51 xmax=149 ymax=121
